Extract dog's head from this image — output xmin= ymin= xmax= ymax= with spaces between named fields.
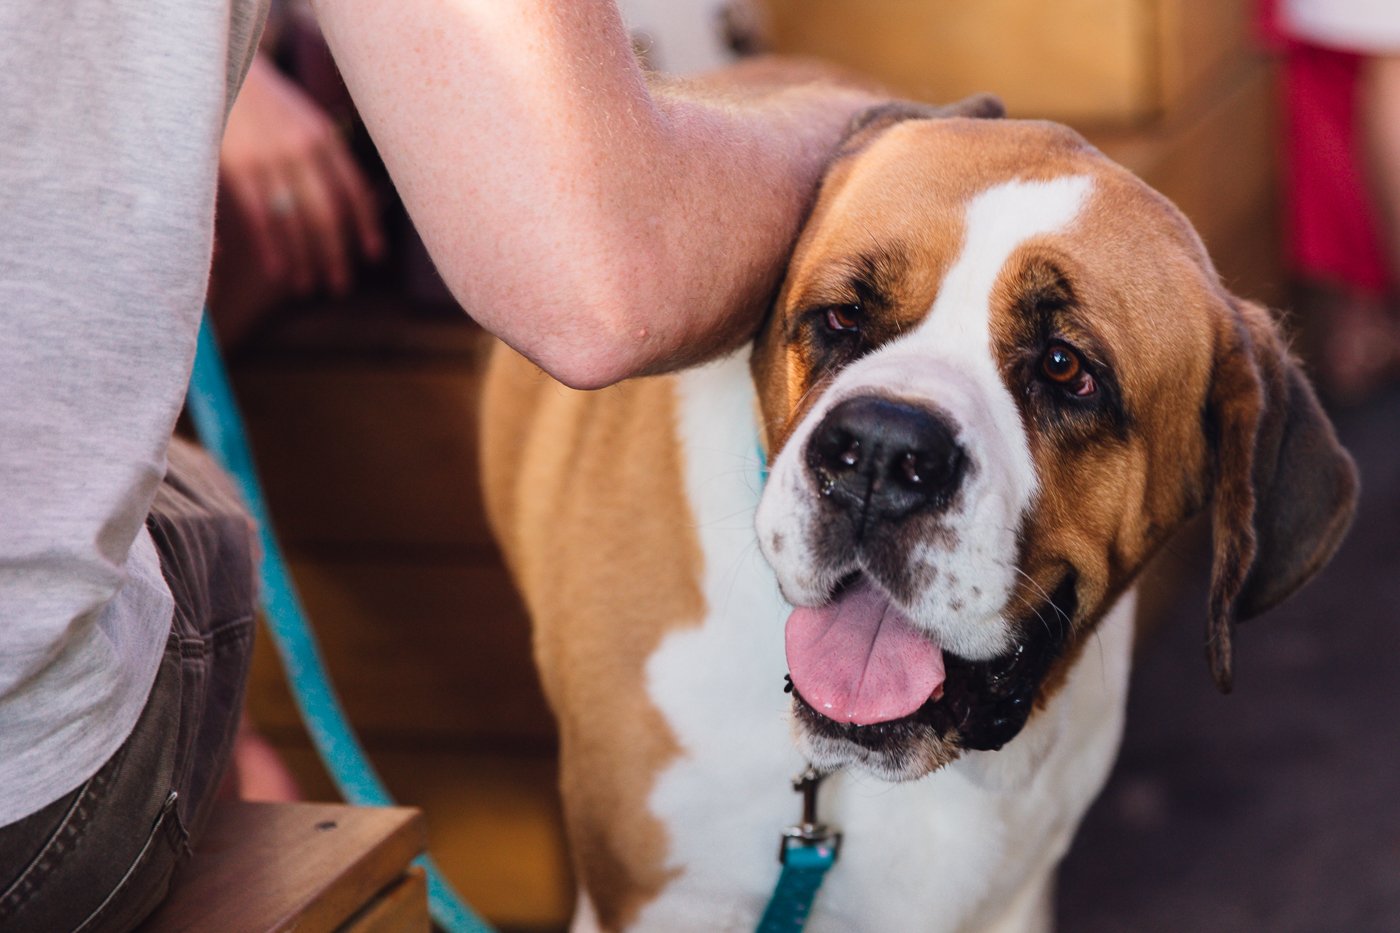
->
xmin=753 ymin=104 xmax=1357 ymax=781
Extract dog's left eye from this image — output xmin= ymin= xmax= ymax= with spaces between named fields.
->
xmin=1039 ymin=343 xmax=1097 ymax=397
xmin=825 ymin=305 xmax=861 ymax=334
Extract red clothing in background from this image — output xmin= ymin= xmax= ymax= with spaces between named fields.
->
xmin=1261 ymin=0 xmax=1391 ymax=293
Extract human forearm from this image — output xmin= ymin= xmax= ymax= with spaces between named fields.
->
xmin=310 ymin=0 xmax=876 ymax=388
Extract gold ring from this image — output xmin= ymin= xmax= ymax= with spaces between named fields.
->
xmin=269 ymin=189 xmax=296 ymax=216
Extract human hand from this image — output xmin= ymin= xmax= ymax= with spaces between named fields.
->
xmin=219 ymin=54 xmax=385 ymax=296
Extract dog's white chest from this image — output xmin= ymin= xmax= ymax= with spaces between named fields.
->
xmin=624 ymin=354 xmax=1134 ymax=933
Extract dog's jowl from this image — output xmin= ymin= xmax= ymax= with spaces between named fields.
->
xmin=482 ymin=110 xmax=1357 ymax=932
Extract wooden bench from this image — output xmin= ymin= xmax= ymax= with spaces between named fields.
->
xmin=138 ymin=802 xmax=428 ymax=933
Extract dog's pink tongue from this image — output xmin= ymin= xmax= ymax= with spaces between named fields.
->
xmin=785 ymin=578 xmax=945 ymax=726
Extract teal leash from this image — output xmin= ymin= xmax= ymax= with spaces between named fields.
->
xmin=752 ymin=440 xmax=841 ymax=933
xmin=186 ymin=314 xmax=494 ymax=933
xmin=756 ymin=767 xmax=841 ymax=933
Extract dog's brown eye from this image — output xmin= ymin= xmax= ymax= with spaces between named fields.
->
xmin=825 ymin=305 xmax=861 ymax=333
xmin=1040 ymin=344 xmax=1096 ymax=396
xmin=1041 ymin=345 xmax=1079 ymax=381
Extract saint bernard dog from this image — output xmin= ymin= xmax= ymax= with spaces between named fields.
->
xmin=480 ymin=98 xmax=1357 ymax=932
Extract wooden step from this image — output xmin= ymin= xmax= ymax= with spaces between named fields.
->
xmin=138 ymin=802 xmax=427 ymax=933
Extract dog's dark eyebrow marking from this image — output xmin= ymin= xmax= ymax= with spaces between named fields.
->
xmin=1013 ymin=259 xmax=1076 ymax=316
xmin=798 ymin=246 xmax=909 ymax=312
xmin=785 ymin=245 xmax=913 ymax=369
xmin=850 ymin=247 xmax=908 ymax=306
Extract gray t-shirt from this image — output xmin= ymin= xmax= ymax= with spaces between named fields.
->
xmin=0 ymin=0 xmax=269 ymax=826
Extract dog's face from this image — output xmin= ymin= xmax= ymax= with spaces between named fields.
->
xmin=753 ymin=113 xmax=1356 ymax=781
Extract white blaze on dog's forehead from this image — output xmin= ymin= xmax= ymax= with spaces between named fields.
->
xmin=905 ymin=174 xmax=1093 ymax=499
xmin=914 ymin=175 xmax=1093 ymax=356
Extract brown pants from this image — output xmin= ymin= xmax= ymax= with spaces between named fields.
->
xmin=0 ymin=438 xmax=258 ymax=933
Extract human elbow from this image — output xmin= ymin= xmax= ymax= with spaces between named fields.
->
xmin=455 ymin=285 xmax=654 ymax=391
xmin=445 ymin=255 xmax=668 ymax=390
xmin=536 ymin=289 xmax=665 ymax=390
xmin=527 ymin=332 xmax=641 ymax=391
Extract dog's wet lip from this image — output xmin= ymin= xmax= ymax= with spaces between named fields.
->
xmin=789 ymin=569 xmax=1078 ymax=761
xmin=825 ymin=570 xmax=862 ymax=601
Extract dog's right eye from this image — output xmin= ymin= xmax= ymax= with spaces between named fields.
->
xmin=824 ymin=305 xmax=861 ymax=334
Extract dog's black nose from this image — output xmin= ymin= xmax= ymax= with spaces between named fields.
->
xmin=806 ymin=396 xmax=966 ymax=522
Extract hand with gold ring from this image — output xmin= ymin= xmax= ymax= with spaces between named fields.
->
xmin=267 ymin=187 xmax=297 ymax=218
xmin=219 ymin=53 xmax=385 ymax=297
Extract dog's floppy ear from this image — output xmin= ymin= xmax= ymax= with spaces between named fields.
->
xmin=841 ymin=94 xmax=1004 ymax=156
xmin=1205 ymin=299 xmax=1358 ymax=692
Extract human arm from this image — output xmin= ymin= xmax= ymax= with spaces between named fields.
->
xmin=308 ymin=0 xmax=879 ymax=389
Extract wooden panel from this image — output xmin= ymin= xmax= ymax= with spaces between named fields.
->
xmin=241 ymin=298 xmax=489 ymax=362
xmin=372 ymin=750 xmax=572 ymax=931
xmin=233 ymin=364 xmax=498 ymax=551
xmin=140 ymin=802 xmax=425 ymax=933
xmin=1157 ymin=0 xmax=1252 ymax=115
xmin=762 ymin=0 xmax=1253 ymax=126
xmin=259 ymin=747 xmax=574 ymax=932
xmin=247 ymin=558 xmax=554 ymax=743
xmin=763 ymin=0 xmax=1154 ymax=124
xmin=1210 ymin=201 xmax=1286 ymax=308
xmin=1093 ymin=58 xmax=1281 ymax=302
xmin=342 ymin=867 xmax=429 ymax=932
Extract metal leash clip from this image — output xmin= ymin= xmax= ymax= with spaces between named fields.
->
xmin=777 ymin=765 xmax=841 ymax=865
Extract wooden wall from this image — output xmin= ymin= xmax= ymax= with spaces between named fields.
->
xmin=763 ymin=0 xmax=1283 ymax=305
xmin=234 ymin=302 xmax=571 ymax=931
xmin=764 ymin=0 xmax=1251 ymax=127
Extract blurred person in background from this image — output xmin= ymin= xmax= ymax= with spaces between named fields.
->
xmin=1264 ymin=0 xmax=1400 ymax=402
xmin=209 ymin=8 xmax=386 ymax=349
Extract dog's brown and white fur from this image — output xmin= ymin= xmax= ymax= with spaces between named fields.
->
xmin=482 ymin=103 xmax=1356 ymax=932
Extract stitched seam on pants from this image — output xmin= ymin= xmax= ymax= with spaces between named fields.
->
xmin=207 ymin=614 xmax=255 ymax=650
xmin=70 ymin=790 xmax=187 ymax=933
xmin=172 ymin=615 xmax=250 ymax=659
xmin=0 ymin=743 xmax=126 ymax=921
xmin=171 ymin=643 xmax=208 ymax=811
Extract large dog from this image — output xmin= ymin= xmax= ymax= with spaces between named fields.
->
xmin=481 ymin=102 xmax=1357 ymax=931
